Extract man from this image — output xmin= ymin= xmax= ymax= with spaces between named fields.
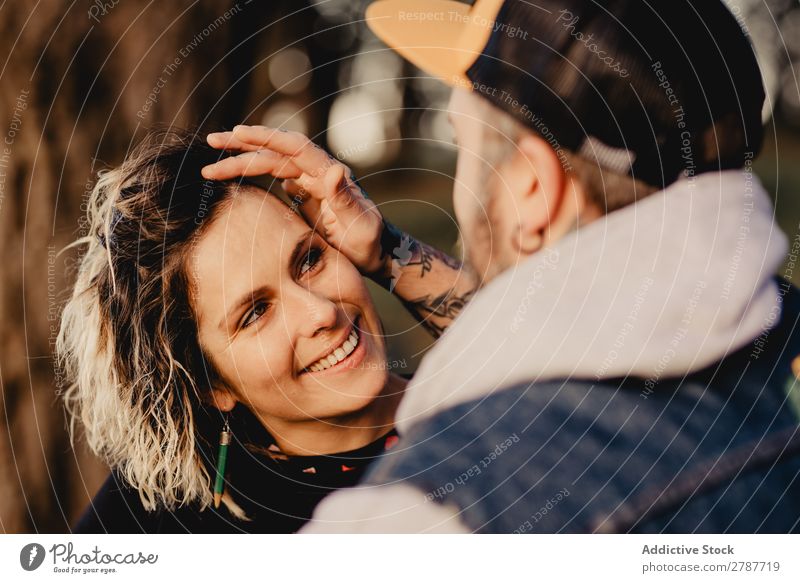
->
xmin=206 ymin=0 xmax=800 ymax=532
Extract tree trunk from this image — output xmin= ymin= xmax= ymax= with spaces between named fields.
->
xmin=0 ymin=0 xmax=315 ymax=533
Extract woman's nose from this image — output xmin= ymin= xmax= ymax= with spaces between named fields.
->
xmin=292 ymin=288 xmax=339 ymax=337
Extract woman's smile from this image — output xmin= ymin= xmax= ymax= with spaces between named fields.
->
xmin=300 ymin=315 xmax=368 ymax=376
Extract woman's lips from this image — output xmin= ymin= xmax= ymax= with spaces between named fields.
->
xmin=301 ymin=316 xmax=367 ymax=376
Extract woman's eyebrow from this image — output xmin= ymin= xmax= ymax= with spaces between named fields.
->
xmin=217 ymin=231 xmax=314 ymax=332
xmin=288 ymin=230 xmax=315 ymax=272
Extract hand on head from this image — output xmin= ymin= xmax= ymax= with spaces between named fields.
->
xmin=203 ymin=126 xmax=387 ymax=278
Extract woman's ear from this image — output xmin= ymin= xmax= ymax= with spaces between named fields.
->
xmin=206 ymin=386 xmax=237 ymax=413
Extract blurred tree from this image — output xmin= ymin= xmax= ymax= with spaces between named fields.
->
xmin=0 ymin=0 xmax=314 ymax=533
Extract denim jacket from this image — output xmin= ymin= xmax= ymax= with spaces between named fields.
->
xmin=358 ymin=279 xmax=800 ymax=533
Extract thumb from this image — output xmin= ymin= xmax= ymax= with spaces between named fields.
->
xmin=284 ymin=178 xmax=322 ymax=225
xmin=321 ymin=164 xmax=357 ymax=212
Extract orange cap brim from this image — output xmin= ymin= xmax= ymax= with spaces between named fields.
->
xmin=366 ymin=0 xmax=505 ymax=89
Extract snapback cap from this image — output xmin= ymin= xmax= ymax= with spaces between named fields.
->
xmin=366 ymin=0 xmax=766 ymax=188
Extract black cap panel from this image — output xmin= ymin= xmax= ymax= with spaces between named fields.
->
xmin=465 ymin=0 xmax=765 ymax=187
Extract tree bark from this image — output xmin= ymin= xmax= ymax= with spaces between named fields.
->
xmin=0 ymin=0 xmax=314 ymax=533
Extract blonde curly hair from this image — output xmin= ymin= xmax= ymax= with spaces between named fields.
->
xmin=57 ymin=129 xmax=254 ymax=520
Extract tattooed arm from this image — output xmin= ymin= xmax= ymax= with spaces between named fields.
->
xmin=367 ymin=220 xmax=478 ymax=338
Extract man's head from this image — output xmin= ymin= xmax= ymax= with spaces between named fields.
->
xmin=448 ymin=86 xmax=661 ymax=282
xmin=367 ymin=0 xmax=766 ymax=284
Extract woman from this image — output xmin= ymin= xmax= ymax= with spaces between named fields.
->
xmin=58 ymin=127 xmax=474 ymax=533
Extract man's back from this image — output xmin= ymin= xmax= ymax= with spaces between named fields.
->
xmin=358 ymin=279 xmax=800 ymax=533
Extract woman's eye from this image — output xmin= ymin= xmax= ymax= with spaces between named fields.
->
xmin=299 ymin=246 xmax=324 ymax=276
xmin=241 ymin=301 xmax=269 ymax=329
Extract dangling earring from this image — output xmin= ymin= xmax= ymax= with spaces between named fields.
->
xmin=213 ymin=415 xmax=231 ymax=509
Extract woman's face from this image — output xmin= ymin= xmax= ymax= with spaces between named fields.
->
xmin=189 ymin=187 xmax=388 ymax=426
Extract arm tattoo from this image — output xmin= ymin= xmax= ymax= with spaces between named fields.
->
xmin=420 ymin=243 xmax=463 ymax=272
xmin=374 ymin=220 xmax=464 ymax=287
xmin=402 ymin=243 xmax=463 ymax=278
xmin=403 ymin=287 xmax=477 ymax=339
xmin=403 ymin=243 xmax=434 ymax=277
xmin=372 ymin=220 xmax=476 ymax=334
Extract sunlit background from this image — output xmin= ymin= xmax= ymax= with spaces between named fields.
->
xmin=0 ymin=0 xmax=798 ymax=532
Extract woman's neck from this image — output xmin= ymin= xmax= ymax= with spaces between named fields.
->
xmin=259 ymin=373 xmax=408 ymax=456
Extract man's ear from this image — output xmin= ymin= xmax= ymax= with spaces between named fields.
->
xmin=205 ymin=386 xmax=237 ymax=413
xmin=503 ymin=132 xmax=569 ymax=253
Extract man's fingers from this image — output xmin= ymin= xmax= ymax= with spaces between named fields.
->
xmin=232 ymin=125 xmax=335 ymax=178
xmin=290 ymin=164 xmax=349 ymax=204
xmin=284 ymin=178 xmax=323 ymax=226
xmin=231 ymin=125 xmax=306 ymax=151
xmin=322 ymin=165 xmax=352 ymax=209
xmin=206 ymin=131 xmax=263 ymax=152
xmin=200 ymin=150 xmax=303 ymax=180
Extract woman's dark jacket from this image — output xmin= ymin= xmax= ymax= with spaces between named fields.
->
xmin=73 ymin=405 xmax=399 ymax=534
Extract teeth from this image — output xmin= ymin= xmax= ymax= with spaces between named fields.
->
xmin=305 ymin=328 xmax=359 ymax=373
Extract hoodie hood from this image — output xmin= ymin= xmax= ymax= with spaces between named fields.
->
xmin=396 ymin=169 xmax=788 ymax=434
